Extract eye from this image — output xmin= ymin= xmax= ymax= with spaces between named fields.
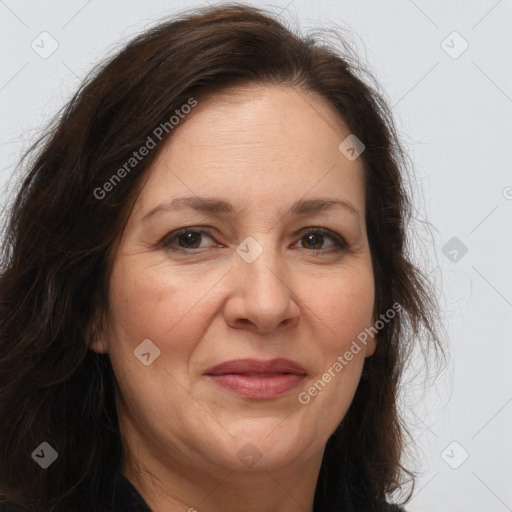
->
xmin=294 ymin=228 xmax=347 ymax=253
xmin=161 ymin=227 xmax=347 ymax=254
xmin=161 ymin=228 xmax=216 ymax=251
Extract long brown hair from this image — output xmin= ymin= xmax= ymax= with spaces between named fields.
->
xmin=0 ymin=3 xmax=443 ymax=510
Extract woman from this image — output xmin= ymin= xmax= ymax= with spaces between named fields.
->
xmin=0 ymin=3 xmax=442 ymax=511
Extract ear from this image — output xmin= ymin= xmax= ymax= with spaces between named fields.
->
xmin=87 ymin=308 xmax=109 ymax=354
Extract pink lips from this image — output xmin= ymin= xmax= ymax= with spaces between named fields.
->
xmin=204 ymin=358 xmax=306 ymax=399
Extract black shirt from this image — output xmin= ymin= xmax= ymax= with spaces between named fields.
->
xmin=2 ymin=467 xmax=406 ymax=511
xmin=82 ymin=468 xmax=405 ymax=512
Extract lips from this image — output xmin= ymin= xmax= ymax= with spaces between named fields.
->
xmin=204 ymin=358 xmax=306 ymax=376
xmin=204 ymin=358 xmax=306 ymax=399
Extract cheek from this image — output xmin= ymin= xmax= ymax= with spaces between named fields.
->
xmin=105 ymin=258 xmax=210 ymax=427
xmin=314 ymin=265 xmax=375 ymax=354
xmin=109 ymin=259 xmax=181 ymax=341
xmin=105 ymin=256 xmax=220 ymax=373
xmin=296 ymin=272 xmax=374 ymax=434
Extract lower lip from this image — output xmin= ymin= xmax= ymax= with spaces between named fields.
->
xmin=207 ymin=373 xmax=305 ymax=399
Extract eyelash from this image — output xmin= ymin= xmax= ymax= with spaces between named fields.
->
xmin=161 ymin=227 xmax=348 ymax=255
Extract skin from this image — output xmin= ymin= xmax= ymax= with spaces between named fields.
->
xmin=91 ymin=84 xmax=376 ymax=512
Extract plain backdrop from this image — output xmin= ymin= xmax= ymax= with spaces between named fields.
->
xmin=1 ymin=1 xmax=511 ymax=510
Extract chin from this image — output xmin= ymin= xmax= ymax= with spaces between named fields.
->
xmin=203 ymin=426 xmax=317 ymax=472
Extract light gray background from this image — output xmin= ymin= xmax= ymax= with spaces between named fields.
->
xmin=1 ymin=1 xmax=511 ymax=510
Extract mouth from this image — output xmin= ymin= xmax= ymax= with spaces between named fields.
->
xmin=204 ymin=358 xmax=306 ymax=399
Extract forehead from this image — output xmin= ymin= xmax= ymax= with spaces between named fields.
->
xmin=132 ymin=84 xmax=366 ymax=221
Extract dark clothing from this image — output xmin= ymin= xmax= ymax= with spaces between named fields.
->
xmin=2 ymin=466 xmax=406 ymax=511
xmin=84 ymin=465 xmax=405 ymax=512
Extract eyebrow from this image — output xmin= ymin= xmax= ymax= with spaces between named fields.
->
xmin=141 ymin=196 xmax=361 ymax=222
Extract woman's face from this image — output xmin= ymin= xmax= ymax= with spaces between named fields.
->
xmin=94 ymin=85 xmax=376 ymax=476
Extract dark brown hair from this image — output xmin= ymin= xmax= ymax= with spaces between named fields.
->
xmin=0 ymin=3 xmax=443 ymax=510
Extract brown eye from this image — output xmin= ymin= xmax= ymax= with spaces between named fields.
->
xmin=162 ymin=229 xmax=216 ymax=252
xmin=174 ymin=231 xmax=203 ymax=249
xmin=297 ymin=228 xmax=347 ymax=252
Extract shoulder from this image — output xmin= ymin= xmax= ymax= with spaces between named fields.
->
xmin=73 ymin=471 xmax=151 ymax=512
xmin=0 ymin=502 xmax=31 ymax=511
xmin=105 ymin=472 xmax=151 ymax=511
xmin=319 ymin=460 xmax=407 ymax=512
xmin=0 ymin=471 xmax=151 ymax=512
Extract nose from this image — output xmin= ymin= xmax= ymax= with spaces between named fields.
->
xmin=223 ymin=240 xmax=300 ymax=334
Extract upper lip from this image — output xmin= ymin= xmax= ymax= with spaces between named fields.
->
xmin=204 ymin=358 xmax=306 ymax=376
